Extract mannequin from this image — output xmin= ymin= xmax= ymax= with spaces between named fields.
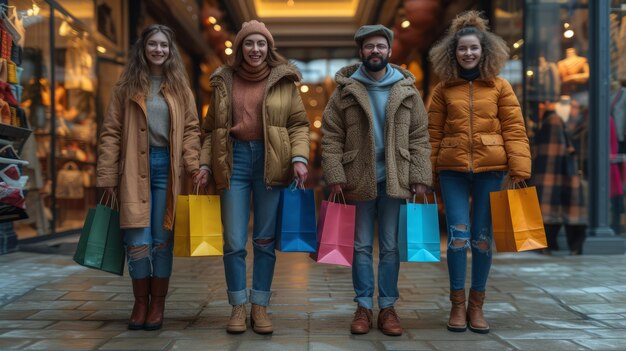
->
xmin=555 ymin=95 xmax=572 ymax=122
xmin=557 ymin=48 xmax=590 ymax=85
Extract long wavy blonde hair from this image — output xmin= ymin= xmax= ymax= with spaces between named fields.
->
xmin=429 ymin=11 xmax=510 ymax=81
xmin=115 ymin=24 xmax=192 ymax=105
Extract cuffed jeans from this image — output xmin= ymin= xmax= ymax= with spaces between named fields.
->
xmin=221 ymin=140 xmax=281 ymax=306
xmin=352 ymin=182 xmax=403 ymax=310
xmin=439 ymin=170 xmax=505 ymax=292
xmin=123 ymin=147 xmax=172 ymax=279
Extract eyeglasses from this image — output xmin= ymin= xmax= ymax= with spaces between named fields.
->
xmin=362 ymin=44 xmax=389 ymax=52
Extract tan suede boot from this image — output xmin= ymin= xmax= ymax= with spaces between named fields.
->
xmin=250 ymin=304 xmax=273 ymax=334
xmin=447 ymin=289 xmax=467 ymax=332
xmin=144 ymin=277 xmax=169 ymax=331
xmin=128 ymin=278 xmax=150 ymax=330
xmin=467 ymin=289 xmax=489 ymax=334
xmin=226 ymin=304 xmax=247 ymax=334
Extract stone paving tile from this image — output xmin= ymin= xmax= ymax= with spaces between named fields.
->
xmin=571 ymin=304 xmax=626 ymax=314
xmin=380 ymin=340 xmax=433 ymax=351
xmin=236 ymin=338 xmax=309 ymax=351
xmin=429 ymin=339 xmax=514 ymax=351
xmin=0 ymin=338 xmax=33 ymax=350
xmin=46 ymin=321 xmax=105 ymax=330
xmin=61 ymin=292 xmax=117 ymax=301
xmin=27 ymin=310 xmax=94 ymax=320
xmin=0 ymin=320 xmax=53 ymax=329
xmin=574 ymin=339 xmax=626 ymax=350
xmin=506 ymin=339 xmax=588 ymax=350
xmin=0 ymin=310 xmax=37 ymax=319
xmin=0 ymin=329 xmax=119 ymax=339
xmin=309 ymin=336 xmax=381 ymax=351
xmin=1 ymin=300 xmax=85 ymax=310
xmin=98 ymin=337 xmax=172 ymax=350
xmin=169 ymin=338 xmax=239 ymax=351
xmin=23 ymin=338 xmax=105 ymax=350
xmin=492 ymin=329 xmax=596 ymax=340
xmin=16 ymin=291 xmax=67 ymax=301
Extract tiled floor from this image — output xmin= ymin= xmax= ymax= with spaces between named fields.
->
xmin=1 ymin=245 xmax=626 ymax=350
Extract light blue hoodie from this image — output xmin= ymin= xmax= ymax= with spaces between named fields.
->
xmin=350 ymin=64 xmax=404 ymax=182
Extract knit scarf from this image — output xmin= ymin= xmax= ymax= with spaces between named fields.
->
xmin=237 ymin=61 xmax=271 ymax=82
xmin=459 ymin=66 xmax=480 ymax=81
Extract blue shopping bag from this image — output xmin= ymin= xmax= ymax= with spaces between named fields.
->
xmin=275 ymin=181 xmax=317 ymax=252
xmin=398 ymin=193 xmax=440 ymax=262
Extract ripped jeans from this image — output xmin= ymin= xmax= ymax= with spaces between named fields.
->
xmin=439 ymin=171 xmax=505 ymax=292
xmin=221 ymin=140 xmax=281 ymax=307
xmin=123 ymin=147 xmax=172 ymax=279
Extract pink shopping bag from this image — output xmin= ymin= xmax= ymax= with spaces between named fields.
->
xmin=310 ymin=193 xmax=355 ymax=267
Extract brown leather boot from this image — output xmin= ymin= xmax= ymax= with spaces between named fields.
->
xmin=447 ymin=289 xmax=467 ymax=332
xmin=377 ymin=307 xmax=403 ymax=336
xmin=226 ymin=304 xmax=247 ymax=334
xmin=144 ymin=277 xmax=169 ymax=331
xmin=250 ymin=304 xmax=273 ymax=334
xmin=128 ymin=278 xmax=150 ymax=330
xmin=467 ymin=289 xmax=489 ymax=334
xmin=350 ymin=306 xmax=373 ymax=334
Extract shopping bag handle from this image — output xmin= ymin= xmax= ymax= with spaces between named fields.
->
xmin=407 ymin=192 xmax=438 ymax=204
xmin=504 ymin=177 xmax=529 ymax=190
xmin=328 ymin=189 xmax=347 ymax=205
xmin=99 ymin=190 xmax=119 ymax=210
xmin=289 ymin=179 xmax=306 ymax=191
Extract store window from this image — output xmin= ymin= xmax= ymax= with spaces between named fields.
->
xmin=4 ymin=0 xmax=98 ymax=242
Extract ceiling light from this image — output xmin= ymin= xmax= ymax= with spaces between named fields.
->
xmin=401 ymin=20 xmax=410 ymax=29
xmin=300 ymin=85 xmax=309 ymax=93
xmin=225 ymin=48 xmax=233 ymax=55
xmin=97 ymin=46 xmax=107 ymax=54
xmin=225 ymin=40 xmax=232 ymax=48
xmin=564 ymin=29 xmax=574 ymax=38
xmin=313 ymin=120 xmax=322 ymax=128
xmin=564 ymin=22 xmax=570 ymax=29
xmin=526 ymin=70 xmax=534 ymax=77
xmin=214 ymin=24 xmax=222 ymax=32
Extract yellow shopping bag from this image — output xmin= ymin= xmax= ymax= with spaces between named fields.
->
xmin=490 ymin=184 xmax=547 ymax=252
xmin=174 ymin=194 xmax=223 ymax=256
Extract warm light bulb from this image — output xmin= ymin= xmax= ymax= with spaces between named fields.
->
xmin=214 ymin=24 xmax=222 ymax=32
xmin=97 ymin=46 xmax=107 ymax=54
xmin=313 ymin=120 xmax=322 ymax=128
xmin=225 ymin=40 xmax=232 ymax=48
xmin=300 ymin=85 xmax=309 ymax=93
xmin=564 ymin=29 xmax=574 ymax=38
xmin=526 ymin=70 xmax=534 ymax=77
xmin=208 ymin=16 xmax=217 ymax=24
xmin=225 ymin=48 xmax=233 ymax=55
xmin=401 ymin=20 xmax=410 ymax=29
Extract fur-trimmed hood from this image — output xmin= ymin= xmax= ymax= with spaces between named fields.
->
xmin=429 ymin=11 xmax=510 ymax=82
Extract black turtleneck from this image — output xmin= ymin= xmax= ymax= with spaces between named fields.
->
xmin=459 ymin=66 xmax=480 ymax=81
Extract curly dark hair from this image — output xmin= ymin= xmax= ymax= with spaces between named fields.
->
xmin=429 ymin=11 xmax=510 ymax=81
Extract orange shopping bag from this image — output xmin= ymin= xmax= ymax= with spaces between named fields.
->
xmin=490 ymin=183 xmax=547 ymax=252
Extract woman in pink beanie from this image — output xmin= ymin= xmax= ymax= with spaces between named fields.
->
xmin=196 ymin=20 xmax=310 ymax=334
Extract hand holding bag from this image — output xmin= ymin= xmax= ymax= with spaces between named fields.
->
xmin=73 ymin=192 xmax=125 ymax=275
xmin=275 ymin=180 xmax=317 ymax=252
xmin=398 ymin=193 xmax=441 ymax=262
xmin=490 ymin=181 xmax=548 ymax=252
xmin=173 ymin=185 xmax=223 ymax=257
xmin=310 ymin=191 xmax=355 ymax=267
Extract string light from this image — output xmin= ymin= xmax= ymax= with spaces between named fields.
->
xmin=401 ymin=20 xmax=410 ymax=28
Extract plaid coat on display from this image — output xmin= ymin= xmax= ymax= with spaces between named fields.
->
xmin=531 ymin=111 xmax=586 ymax=224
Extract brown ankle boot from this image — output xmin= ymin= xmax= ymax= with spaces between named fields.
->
xmin=377 ymin=307 xmax=403 ymax=336
xmin=227 ymin=304 xmax=247 ymax=334
xmin=447 ymin=289 xmax=467 ymax=332
xmin=250 ymin=304 xmax=273 ymax=334
xmin=467 ymin=289 xmax=489 ymax=334
xmin=350 ymin=306 xmax=373 ymax=334
xmin=144 ymin=277 xmax=169 ymax=331
xmin=128 ymin=278 xmax=150 ymax=330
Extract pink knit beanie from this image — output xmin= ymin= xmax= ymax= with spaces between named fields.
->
xmin=233 ymin=20 xmax=275 ymax=52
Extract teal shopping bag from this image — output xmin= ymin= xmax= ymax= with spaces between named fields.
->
xmin=398 ymin=194 xmax=441 ymax=262
xmin=73 ymin=194 xmax=125 ymax=275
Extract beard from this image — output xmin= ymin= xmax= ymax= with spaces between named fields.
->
xmin=362 ymin=53 xmax=388 ymax=72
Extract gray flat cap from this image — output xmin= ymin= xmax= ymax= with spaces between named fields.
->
xmin=354 ymin=24 xmax=393 ymax=47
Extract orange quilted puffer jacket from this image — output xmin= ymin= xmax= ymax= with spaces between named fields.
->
xmin=428 ymin=77 xmax=531 ymax=179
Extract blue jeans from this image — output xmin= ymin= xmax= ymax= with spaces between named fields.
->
xmin=123 ymin=147 xmax=172 ymax=279
xmin=438 ymin=171 xmax=505 ymax=292
xmin=352 ymin=182 xmax=403 ymax=310
xmin=221 ymin=140 xmax=281 ymax=306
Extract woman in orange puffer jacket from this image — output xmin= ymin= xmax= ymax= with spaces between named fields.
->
xmin=428 ymin=11 xmax=531 ymax=334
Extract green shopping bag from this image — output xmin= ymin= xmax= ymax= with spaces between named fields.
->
xmin=73 ymin=193 xmax=125 ymax=275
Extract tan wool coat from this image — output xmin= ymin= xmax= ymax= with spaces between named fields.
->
xmin=321 ymin=63 xmax=432 ymax=202
xmin=200 ymin=63 xmax=310 ymax=190
xmin=96 ymin=85 xmax=201 ymax=230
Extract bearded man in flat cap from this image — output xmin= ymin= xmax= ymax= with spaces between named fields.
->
xmin=321 ymin=24 xmax=432 ymax=336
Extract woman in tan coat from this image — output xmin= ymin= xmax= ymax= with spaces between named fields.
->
xmin=196 ymin=20 xmax=309 ymax=334
xmin=428 ymin=11 xmax=531 ymax=334
xmin=97 ymin=24 xmax=201 ymax=331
